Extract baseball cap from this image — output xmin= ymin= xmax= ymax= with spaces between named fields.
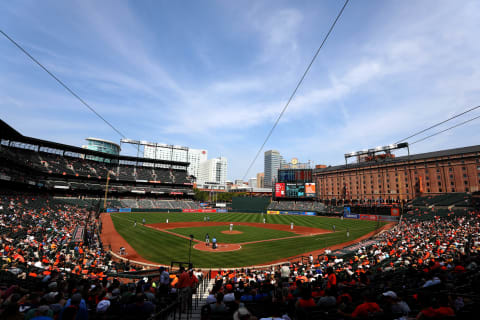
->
xmin=382 ymin=291 xmax=397 ymax=299
xmin=233 ymin=307 xmax=251 ymax=320
xmin=97 ymin=300 xmax=111 ymax=313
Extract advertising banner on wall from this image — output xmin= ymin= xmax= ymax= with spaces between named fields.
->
xmin=269 ymin=211 xmax=317 ymax=216
xmin=343 ymin=212 xmax=359 ymax=219
xmin=275 ymin=183 xmax=285 ymax=197
xmin=106 ymin=208 xmax=119 ymax=213
xmin=216 ymin=208 xmax=228 ymax=213
xmin=182 ymin=209 xmax=216 ymax=213
xmin=359 ymin=214 xmax=378 ymax=221
xmin=119 ymin=208 xmax=132 ymax=213
xmin=378 ymin=215 xmax=400 ymax=222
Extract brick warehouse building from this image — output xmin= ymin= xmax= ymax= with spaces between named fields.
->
xmin=314 ymin=145 xmax=480 ymax=202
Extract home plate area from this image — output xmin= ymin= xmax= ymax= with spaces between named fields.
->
xmin=221 ymin=230 xmax=243 ymax=234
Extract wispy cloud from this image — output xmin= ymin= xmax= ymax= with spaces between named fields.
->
xmin=1 ymin=0 xmax=479 ymax=179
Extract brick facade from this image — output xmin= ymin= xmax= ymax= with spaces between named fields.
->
xmin=314 ymin=146 xmax=480 ymax=202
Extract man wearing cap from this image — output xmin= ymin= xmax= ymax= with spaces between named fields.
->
xmin=224 ymin=284 xmax=235 ymax=302
xmin=159 ymin=267 xmax=170 ymax=297
xmin=382 ymin=291 xmax=410 ymax=318
xmin=205 ymin=233 xmax=210 ymax=246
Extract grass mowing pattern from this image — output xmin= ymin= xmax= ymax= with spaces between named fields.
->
xmin=110 ymin=212 xmax=384 ymax=268
xmin=169 ymin=225 xmax=297 ymax=243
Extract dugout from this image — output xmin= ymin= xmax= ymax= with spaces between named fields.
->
xmin=231 ymin=196 xmax=270 ymax=213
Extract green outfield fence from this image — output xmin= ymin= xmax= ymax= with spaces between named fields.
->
xmin=231 ymin=196 xmax=271 ymax=213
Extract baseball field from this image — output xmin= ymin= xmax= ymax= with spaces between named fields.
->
xmin=105 ymin=212 xmax=385 ymax=268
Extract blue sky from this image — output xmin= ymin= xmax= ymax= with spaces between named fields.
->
xmin=1 ymin=0 xmax=479 ymax=181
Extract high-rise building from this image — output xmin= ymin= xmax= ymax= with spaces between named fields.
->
xmin=256 ymin=172 xmax=265 ymax=188
xmin=248 ymin=177 xmax=257 ymax=188
xmin=143 ymin=145 xmax=207 ymax=178
xmin=264 ymin=150 xmax=284 ymax=188
xmin=198 ymin=157 xmax=228 ymax=189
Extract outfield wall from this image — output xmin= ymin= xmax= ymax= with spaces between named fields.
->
xmin=267 ymin=210 xmax=316 ymax=216
xmin=106 ymin=208 xmax=182 ymax=213
xmin=105 ymin=208 xmax=228 ymax=213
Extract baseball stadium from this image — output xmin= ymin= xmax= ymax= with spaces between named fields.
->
xmin=1 ymin=119 xmax=479 ymax=320
xmin=2 ymin=1 xmax=480 ymax=319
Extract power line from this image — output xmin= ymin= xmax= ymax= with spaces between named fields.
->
xmin=410 ymin=114 xmax=480 ymax=145
xmin=242 ymin=0 xmax=350 ymax=181
xmin=396 ymin=105 xmax=480 ymax=144
xmin=0 ymin=29 xmax=127 ymax=139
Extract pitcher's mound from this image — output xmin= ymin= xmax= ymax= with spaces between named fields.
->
xmin=194 ymin=243 xmax=241 ymax=252
xmin=221 ymin=230 xmax=243 ymax=234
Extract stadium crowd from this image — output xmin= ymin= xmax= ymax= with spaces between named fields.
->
xmin=201 ymin=211 xmax=479 ymax=319
xmin=0 ymin=192 xmax=478 ymax=320
xmin=0 ymin=194 xmax=206 ymax=319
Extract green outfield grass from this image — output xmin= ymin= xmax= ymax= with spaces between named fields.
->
xmin=170 ymin=225 xmax=297 ymax=243
xmin=110 ymin=212 xmax=385 ymax=268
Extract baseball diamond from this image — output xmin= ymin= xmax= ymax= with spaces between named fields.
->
xmin=103 ymin=211 xmax=386 ymax=268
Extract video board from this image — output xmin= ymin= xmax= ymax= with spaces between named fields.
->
xmin=286 ymin=183 xmax=305 ymax=198
xmin=275 ymin=182 xmax=316 ymax=198
xmin=305 ymin=183 xmax=316 ymax=197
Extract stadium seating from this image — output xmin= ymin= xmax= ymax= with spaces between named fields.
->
xmin=410 ymin=193 xmax=472 ymax=208
xmin=0 ymin=145 xmax=190 ymax=185
xmin=268 ymin=200 xmax=326 ymax=212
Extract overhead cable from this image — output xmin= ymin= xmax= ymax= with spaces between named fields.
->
xmin=241 ymin=0 xmax=350 ymax=180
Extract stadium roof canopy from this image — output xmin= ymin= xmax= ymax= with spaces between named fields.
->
xmin=0 ymin=120 xmax=189 ymax=166
xmin=314 ymin=145 xmax=480 ymax=173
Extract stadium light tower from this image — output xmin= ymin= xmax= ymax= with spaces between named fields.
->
xmin=344 ymin=142 xmax=409 ymax=165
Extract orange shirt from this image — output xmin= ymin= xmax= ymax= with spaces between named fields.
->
xmin=327 ymin=273 xmax=337 ymax=288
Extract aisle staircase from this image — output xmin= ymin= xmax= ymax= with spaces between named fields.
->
xmin=190 ymin=277 xmax=215 ymax=320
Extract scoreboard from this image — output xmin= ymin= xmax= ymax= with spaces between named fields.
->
xmin=275 ymin=182 xmax=316 ymax=198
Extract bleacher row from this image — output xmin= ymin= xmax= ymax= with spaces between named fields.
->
xmin=267 ymin=201 xmax=326 ymax=212
xmin=0 ymin=146 xmax=190 ymax=184
xmin=105 ymin=198 xmax=202 ymax=209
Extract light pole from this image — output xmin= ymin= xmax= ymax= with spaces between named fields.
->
xmin=188 ymin=234 xmax=194 ymax=265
